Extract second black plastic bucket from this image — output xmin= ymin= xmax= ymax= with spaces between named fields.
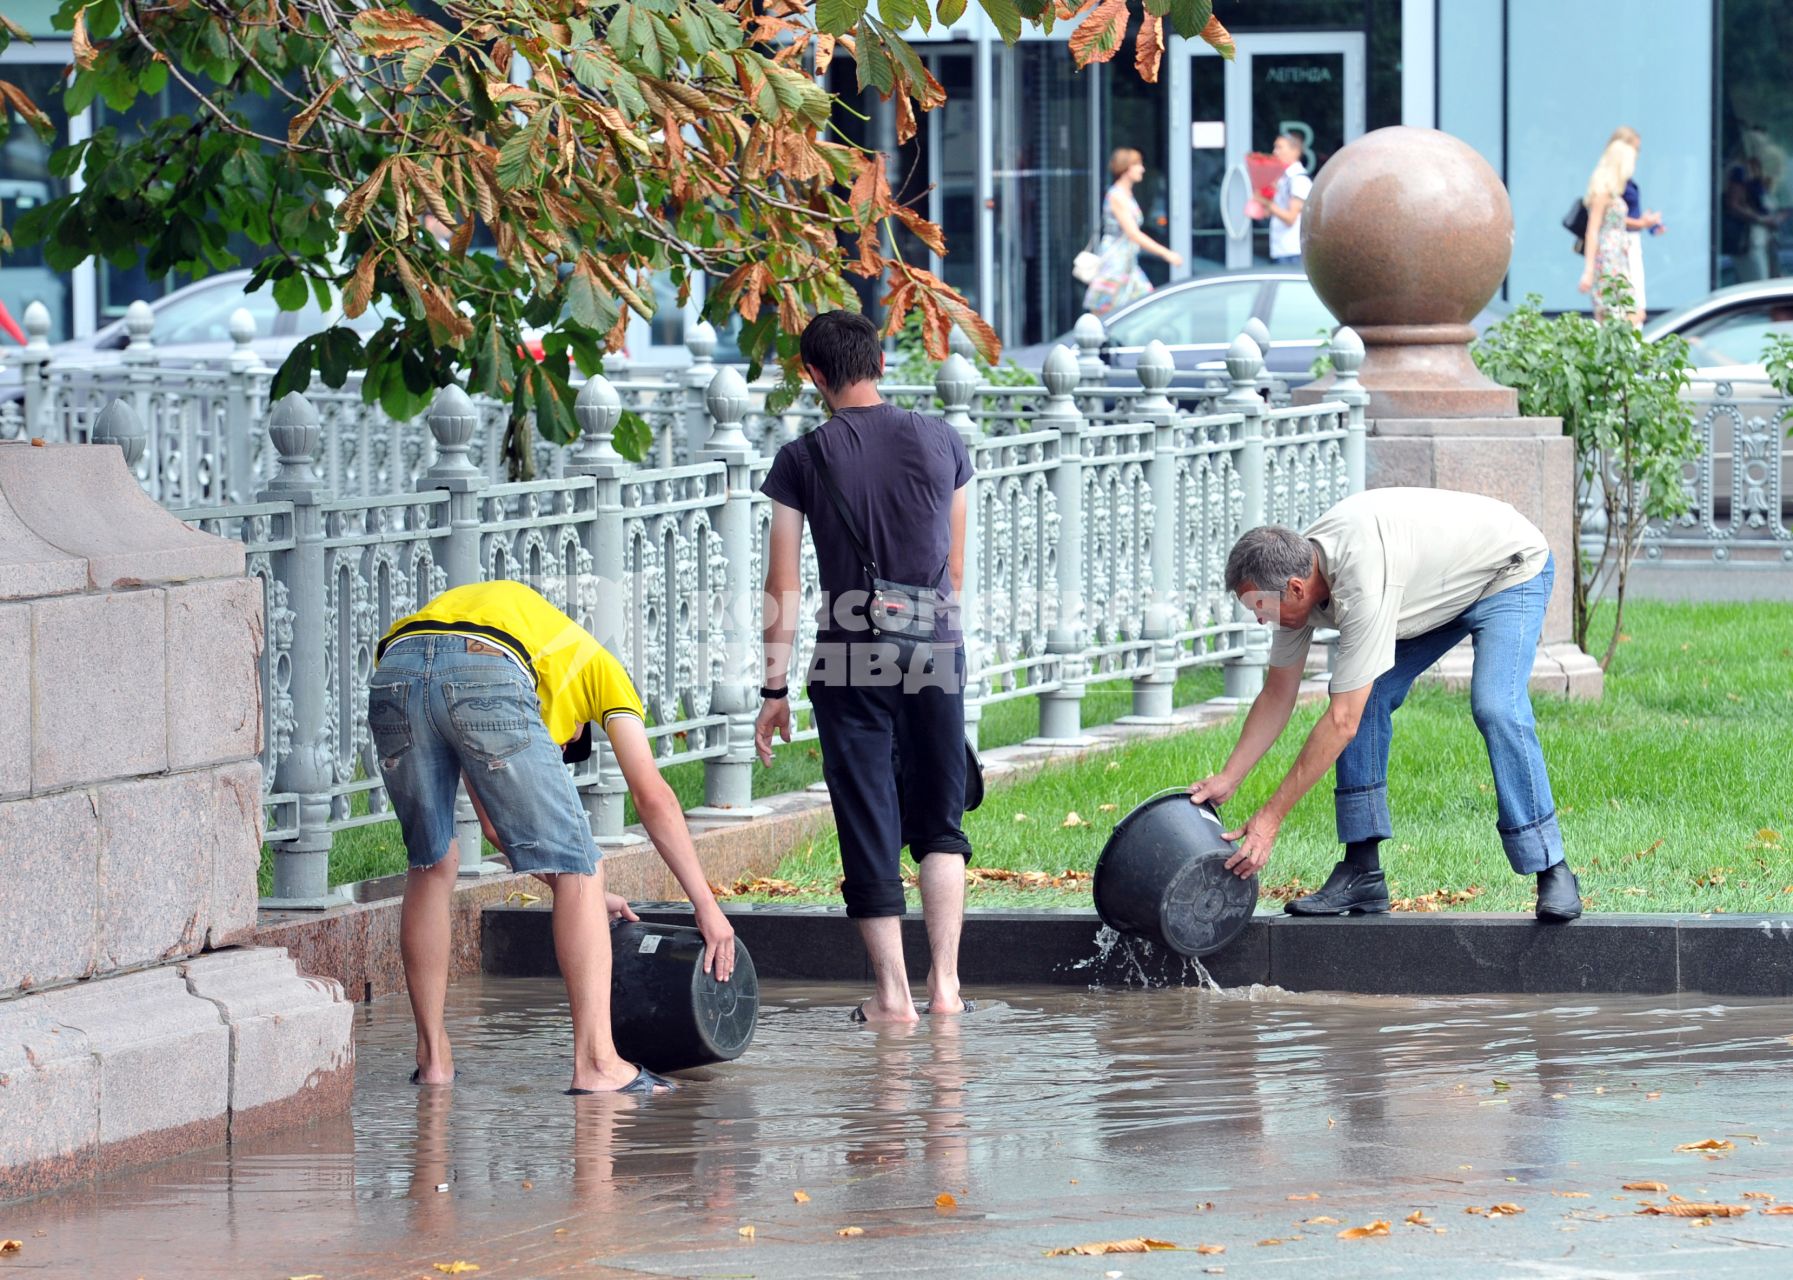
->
xmin=1092 ymin=791 xmax=1258 ymax=958
xmin=610 ymin=921 xmax=759 ymax=1073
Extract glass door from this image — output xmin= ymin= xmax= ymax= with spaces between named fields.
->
xmin=1180 ymin=32 xmax=1365 ymax=272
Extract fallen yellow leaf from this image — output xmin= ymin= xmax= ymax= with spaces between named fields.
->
xmin=1638 ymin=1203 xmax=1749 ymax=1218
xmin=433 ymin=1266 xmax=480 ymax=1276
xmin=737 ymin=1225 xmax=756 ymax=1239
xmin=1194 ymin=1243 xmax=1225 ymax=1255
xmin=1742 ymin=1192 xmax=1776 ymax=1201
xmin=1305 ymin=1216 xmax=1341 ymax=1225
xmin=1099 ymin=803 xmax=1118 ymax=812
xmin=503 ymin=890 xmax=542 ymax=906
xmin=1061 ymin=811 xmax=1090 ymax=828
xmin=1553 ymin=1192 xmax=1590 ymax=1199
xmin=1337 ymin=1220 xmax=1390 ymax=1239
xmin=837 ymin=1226 xmax=865 ymax=1237
xmin=1624 ymin=1181 xmax=1669 ymax=1192
xmin=1257 ymin=1238 xmax=1287 ymax=1246
xmin=287 ymin=1275 xmax=322 ymax=1280
xmin=1287 ymin=1192 xmax=1320 ymax=1201
xmin=1013 ymin=813 xmax=1031 ymax=823
xmin=935 ymin=1192 xmax=957 ymax=1209
xmin=1763 ymin=1205 xmax=1793 ymax=1215
xmin=1405 ymin=1211 xmax=1432 ymax=1226
xmin=2 ymin=1242 xmax=24 ymax=1256
xmin=793 ymin=1190 xmax=811 ymax=1204
xmin=1488 ymin=1204 xmax=1524 ymax=1217
xmin=1044 ymin=1238 xmax=1178 ymax=1257
xmin=1645 ymin=1092 xmax=1661 ymax=1101
xmin=1675 ymin=1140 xmax=1735 ymax=1152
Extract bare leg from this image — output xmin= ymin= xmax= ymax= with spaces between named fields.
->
xmin=549 ymin=865 xmax=664 ymax=1092
xmin=917 ymin=852 xmax=967 ymax=1012
xmin=401 ymin=845 xmax=460 ymax=1083
xmin=854 ymin=916 xmax=920 ymax=1024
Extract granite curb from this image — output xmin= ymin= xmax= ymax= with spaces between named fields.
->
xmin=482 ymin=904 xmax=1793 ymax=999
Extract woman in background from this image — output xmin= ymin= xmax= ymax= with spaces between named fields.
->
xmin=1083 ymin=148 xmax=1182 ymax=316
xmin=1609 ymin=126 xmax=1663 ymax=325
xmin=1579 ymin=136 xmax=1640 ymax=327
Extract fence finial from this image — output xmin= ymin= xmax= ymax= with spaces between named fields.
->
xmin=702 ymin=365 xmax=752 ymax=456
xmin=1042 ymin=343 xmax=1082 ymax=404
xmin=1243 ymin=316 xmax=1271 ymax=351
xmin=935 ymin=352 xmax=979 ymax=438
xmin=1137 ymin=340 xmax=1175 ymax=415
xmin=947 ymin=324 xmax=977 ymax=362
xmin=228 ymin=307 xmax=260 ymax=372
xmin=1224 ymin=331 xmax=1265 ymax=392
xmin=573 ymin=374 xmax=624 ymax=466
xmin=91 ymin=398 xmax=146 ymax=467
xmin=22 ymin=300 xmax=51 ymax=353
xmin=265 ymin=391 xmax=323 ymax=491
xmin=425 ymin=383 xmax=482 ymax=482
xmin=1073 ymin=313 xmax=1108 ymax=386
xmin=1330 ymin=326 xmax=1366 ymax=387
xmin=122 ymin=300 xmax=157 ymax=365
xmin=685 ymin=317 xmax=718 ymax=370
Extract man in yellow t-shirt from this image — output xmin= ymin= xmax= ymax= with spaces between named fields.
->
xmin=371 ymin=580 xmax=736 ymax=1095
xmin=1188 ymin=489 xmax=1580 ymax=922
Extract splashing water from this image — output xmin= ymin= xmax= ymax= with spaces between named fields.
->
xmin=1061 ymin=925 xmax=1221 ymax=992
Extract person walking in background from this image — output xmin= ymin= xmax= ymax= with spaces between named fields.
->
xmin=1610 ymin=126 xmax=1663 ymax=324
xmin=756 ymin=310 xmax=976 ymax=1025
xmin=1579 ymin=134 xmax=1640 ymax=326
xmin=1082 ymin=148 xmax=1182 ymax=316
xmin=1262 ymin=132 xmax=1313 ymax=265
xmin=1724 ymin=127 xmax=1787 ymax=284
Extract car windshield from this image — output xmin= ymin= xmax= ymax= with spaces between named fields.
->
xmin=1106 ymin=279 xmax=1261 ymax=348
xmin=152 ymin=280 xmax=277 ymax=345
xmin=1673 ymin=302 xmax=1793 ymax=368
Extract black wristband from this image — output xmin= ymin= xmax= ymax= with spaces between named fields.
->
xmin=759 ymin=685 xmax=789 ymax=700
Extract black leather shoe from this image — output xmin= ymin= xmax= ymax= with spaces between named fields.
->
xmin=1285 ymin=861 xmax=1390 ymax=916
xmin=1535 ymin=862 xmax=1583 ymax=921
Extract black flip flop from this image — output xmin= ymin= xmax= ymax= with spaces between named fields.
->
xmin=409 ymin=1068 xmax=456 ymax=1085
xmin=923 ymin=999 xmax=977 ymax=1015
xmin=565 ymin=1065 xmax=677 ymax=1096
xmin=849 ymin=1003 xmax=869 ymax=1023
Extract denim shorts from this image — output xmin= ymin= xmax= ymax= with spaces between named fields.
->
xmin=367 ymin=635 xmax=598 ymax=875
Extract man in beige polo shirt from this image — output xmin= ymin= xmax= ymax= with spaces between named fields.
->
xmin=1188 ymin=487 xmax=1580 ymax=921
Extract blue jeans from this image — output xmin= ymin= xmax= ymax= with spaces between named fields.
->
xmin=368 ymin=636 xmax=598 ymax=875
xmin=1333 ymin=555 xmax=1562 ymax=874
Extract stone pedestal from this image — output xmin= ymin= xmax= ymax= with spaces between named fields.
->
xmin=0 ymin=437 xmax=353 ymax=1203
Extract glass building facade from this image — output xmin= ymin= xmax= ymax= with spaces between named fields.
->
xmin=1 ymin=1 xmax=1785 ymax=351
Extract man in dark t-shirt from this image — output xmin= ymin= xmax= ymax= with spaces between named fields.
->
xmin=755 ymin=310 xmax=975 ymax=1025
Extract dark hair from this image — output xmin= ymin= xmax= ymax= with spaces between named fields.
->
xmin=1224 ymin=525 xmax=1315 ymax=595
xmin=800 ymin=310 xmax=883 ymax=392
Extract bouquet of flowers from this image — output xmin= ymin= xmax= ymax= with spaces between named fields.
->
xmin=1244 ymin=151 xmax=1289 ymax=220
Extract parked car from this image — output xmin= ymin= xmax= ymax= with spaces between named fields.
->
xmin=1642 ymin=277 xmax=1793 ymax=376
xmin=1009 ymin=269 xmax=1509 ymax=389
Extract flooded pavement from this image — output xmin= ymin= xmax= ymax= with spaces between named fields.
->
xmin=6 ymin=976 xmax=1793 ymax=1279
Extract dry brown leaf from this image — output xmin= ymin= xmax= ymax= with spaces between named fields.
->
xmin=1194 ymin=1244 xmax=1225 ymax=1255
xmin=1287 ymin=1192 xmax=1320 ymax=1201
xmin=1762 ymin=1205 xmax=1793 ymax=1215
xmin=1638 ymin=1203 xmax=1750 ymax=1218
xmin=935 ymin=1193 xmax=957 ymax=1209
xmin=793 ymin=1190 xmax=811 ymax=1204
xmin=1099 ymin=803 xmax=1119 ymax=812
xmin=1488 ymin=1204 xmax=1524 ymax=1217
xmin=1676 ymin=1140 xmax=1735 ymax=1152
xmin=433 ymin=1266 xmax=480 ymax=1276
xmin=1645 ymin=1092 xmax=1662 ymax=1100
xmin=1061 ymin=811 xmax=1090 ymax=828
xmin=737 ymin=1225 xmax=756 ymax=1239
xmin=1 ymin=1243 xmax=22 ymax=1256
xmin=1256 ymin=1238 xmax=1287 ymax=1246
xmin=1742 ymin=1192 xmax=1776 ymax=1201
xmin=837 ymin=1226 xmax=865 ymax=1236
xmin=520 ymin=1180 xmax=533 ymax=1190
xmin=1553 ymin=1192 xmax=1590 ymax=1199
xmin=1306 ymin=1216 xmax=1341 ymax=1225
xmin=288 ymin=1275 xmax=322 ymax=1280
xmin=1405 ymin=1211 xmax=1432 ymax=1225
xmin=1337 ymin=1220 xmax=1390 ymax=1239
xmin=1464 ymin=1206 xmax=1484 ymax=1215
xmin=1624 ymin=1181 xmax=1669 ymax=1192
xmin=1044 ymin=1237 xmax=1178 ymax=1257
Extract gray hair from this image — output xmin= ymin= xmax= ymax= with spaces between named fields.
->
xmin=1224 ymin=526 xmax=1315 ymax=594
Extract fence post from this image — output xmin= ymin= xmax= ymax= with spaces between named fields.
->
xmin=258 ymin=391 xmax=341 ymax=905
xmin=120 ymin=301 xmax=160 ymax=499
xmin=1222 ymin=332 xmax=1270 ymax=702
xmin=420 ymin=384 xmax=498 ymax=875
xmin=1072 ymin=312 xmax=1108 ymax=421
xmin=226 ymin=307 xmax=265 ymax=504
xmin=936 ymin=351 xmax=985 ymax=748
xmin=17 ymin=301 xmax=52 ymax=439
xmin=1033 ymin=345 xmax=1094 ymax=744
xmin=1127 ymin=341 xmax=1182 ymax=722
xmin=680 ymin=318 xmax=719 ymax=463
xmin=1331 ymin=326 xmax=1368 ymax=494
xmin=694 ymin=366 xmax=770 ymax=818
xmin=564 ymin=375 xmax=645 ymax=847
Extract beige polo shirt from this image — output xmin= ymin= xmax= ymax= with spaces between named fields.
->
xmin=1267 ymin=488 xmax=1549 ymax=693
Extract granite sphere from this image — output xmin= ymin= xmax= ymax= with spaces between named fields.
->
xmin=1302 ymin=126 xmax=1513 ymax=329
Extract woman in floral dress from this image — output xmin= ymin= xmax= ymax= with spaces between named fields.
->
xmin=1083 ymin=148 xmax=1183 ymax=316
xmin=1579 ymin=136 xmax=1639 ymax=326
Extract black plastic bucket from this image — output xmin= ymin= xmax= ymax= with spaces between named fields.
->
xmin=1092 ymin=791 xmax=1258 ymax=958
xmin=610 ymin=921 xmax=759 ymax=1073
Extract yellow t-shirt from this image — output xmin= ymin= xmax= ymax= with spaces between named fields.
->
xmin=377 ymin=581 xmax=644 ymax=746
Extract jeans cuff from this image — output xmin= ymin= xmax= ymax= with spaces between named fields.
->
xmin=843 ymin=885 xmax=909 ymax=919
xmin=1334 ymin=784 xmax=1393 ymax=844
xmin=1499 ymin=810 xmax=1565 ymax=875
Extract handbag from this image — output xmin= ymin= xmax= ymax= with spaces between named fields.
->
xmin=1071 ymin=225 xmax=1101 ymax=284
xmin=1563 ymin=197 xmax=1589 ymax=253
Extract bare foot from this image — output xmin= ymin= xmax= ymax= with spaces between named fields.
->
xmin=923 ymin=988 xmax=969 ymax=1014
xmin=411 ymin=1058 xmax=455 ymax=1085
xmin=852 ymin=997 xmax=920 ymax=1026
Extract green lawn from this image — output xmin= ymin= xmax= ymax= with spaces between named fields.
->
xmin=739 ymin=601 xmax=1793 ymax=915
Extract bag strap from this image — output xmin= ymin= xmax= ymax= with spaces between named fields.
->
xmin=804 ymin=429 xmax=880 ymax=581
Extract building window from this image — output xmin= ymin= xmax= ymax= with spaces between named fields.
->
xmin=1 ymin=60 xmax=72 ymax=343
xmin=1717 ymin=0 xmax=1792 ymax=285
